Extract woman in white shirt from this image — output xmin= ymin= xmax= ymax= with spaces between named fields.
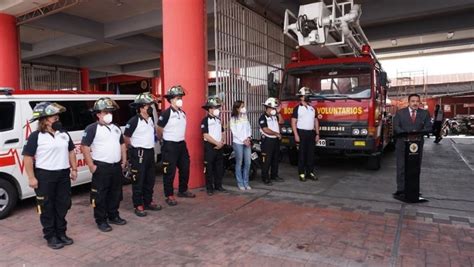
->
xmin=230 ymin=100 xmax=252 ymax=190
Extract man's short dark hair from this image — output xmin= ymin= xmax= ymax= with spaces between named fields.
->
xmin=408 ymin=94 xmax=421 ymax=101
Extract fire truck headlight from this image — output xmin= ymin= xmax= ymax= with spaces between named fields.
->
xmin=287 ymin=128 xmax=293 ymax=134
xmin=360 ymin=129 xmax=368 ymax=135
xmin=352 ymin=129 xmax=360 ymax=135
xmin=281 ymin=127 xmax=287 ymax=134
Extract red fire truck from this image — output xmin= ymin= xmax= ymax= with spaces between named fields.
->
xmin=277 ymin=0 xmax=393 ymax=170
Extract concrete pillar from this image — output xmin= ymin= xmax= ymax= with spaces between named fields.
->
xmin=0 ymin=13 xmax=20 ymax=90
xmin=162 ymin=0 xmax=207 ymax=188
xmin=80 ymin=68 xmax=90 ymax=91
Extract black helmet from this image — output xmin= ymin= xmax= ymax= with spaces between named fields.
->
xmin=130 ymin=92 xmax=156 ymax=108
xmin=164 ymin=85 xmax=185 ymax=99
xmin=201 ymin=96 xmax=222 ymax=109
xmin=29 ymin=102 xmax=66 ymax=123
xmin=93 ymin=97 xmax=119 ymax=112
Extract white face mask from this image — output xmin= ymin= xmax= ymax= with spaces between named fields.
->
xmin=240 ymin=107 xmax=247 ymax=114
xmin=175 ymin=99 xmax=183 ymax=108
xmin=270 ymin=109 xmax=277 ymax=116
xmin=103 ymin=113 xmax=113 ymax=124
xmin=212 ymin=109 xmax=220 ymax=117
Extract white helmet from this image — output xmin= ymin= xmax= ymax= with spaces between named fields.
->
xmin=296 ymin=86 xmax=313 ymax=96
xmin=263 ymin=97 xmax=279 ymax=108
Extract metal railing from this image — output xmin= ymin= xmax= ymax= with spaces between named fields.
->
xmin=21 ymin=63 xmax=81 ymax=91
xmin=214 ymin=0 xmax=293 ymax=142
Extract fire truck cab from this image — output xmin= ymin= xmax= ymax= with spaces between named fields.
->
xmin=278 ymin=0 xmax=393 ymax=170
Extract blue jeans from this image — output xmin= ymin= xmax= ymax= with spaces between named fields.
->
xmin=233 ymin=143 xmax=251 ymax=187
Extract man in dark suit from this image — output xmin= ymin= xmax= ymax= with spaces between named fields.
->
xmin=393 ymin=94 xmax=432 ymax=197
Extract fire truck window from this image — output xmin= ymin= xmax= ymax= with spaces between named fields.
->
xmin=0 ymin=102 xmax=15 ymax=132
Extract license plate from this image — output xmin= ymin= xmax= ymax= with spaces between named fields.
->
xmin=251 ymin=152 xmax=258 ymax=160
xmin=281 ymin=138 xmax=289 ymax=144
xmin=354 ymin=141 xmax=366 ymax=147
xmin=317 ymin=139 xmax=326 ymax=147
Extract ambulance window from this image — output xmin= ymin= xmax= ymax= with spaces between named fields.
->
xmin=0 ymin=102 xmax=15 ymax=132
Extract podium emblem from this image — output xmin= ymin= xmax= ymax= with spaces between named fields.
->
xmin=409 ymin=143 xmax=419 ymax=153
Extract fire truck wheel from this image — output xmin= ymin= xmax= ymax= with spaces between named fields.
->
xmin=288 ymin=147 xmax=298 ymax=166
xmin=366 ymin=155 xmax=381 ymax=170
xmin=0 ymin=179 xmax=18 ymax=220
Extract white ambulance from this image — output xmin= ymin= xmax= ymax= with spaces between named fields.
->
xmin=0 ymin=90 xmax=161 ymax=219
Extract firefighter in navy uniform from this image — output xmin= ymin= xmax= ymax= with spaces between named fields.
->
xmin=157 ymin=85 xmax=196 ymax=206
xmin=291 ymin=87 xmax=320 ymax=182
xmin=124 ymin=93 xmax=162 ymax=217
xmin=259 ymin=97 xmax=284 ymax=185
xmin=23 ymin=102 xmax=77 ymax=249
xmin=200 ymin=97 xmax=227 ymax=196
xmin=81 ymin=97 xmax=127 ymax=232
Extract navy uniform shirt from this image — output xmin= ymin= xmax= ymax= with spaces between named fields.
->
xmin=124 ymin=115 xmax=155 ymax=149
xmin=201 ymin=115 xmax=224 ymax=142
xmin=157 ymin=107 xmax=186 ymax=142
xmin=259 ymin=113 xmax=280 ymax=138
xmin=81 ymin=122 xmax=124 ymax=164
xmin=22 ymin=130 xmax=75 ymax=170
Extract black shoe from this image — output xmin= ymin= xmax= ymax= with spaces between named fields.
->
xmin=165 ymin=196 xmax=178 ymax=206
xmin=215 ymin=186 xmax=227 ymax=192
xmin=392 ymin=191 xmax=403 ymax=197
xmin=144 ymin=202 xmax=162 ymax=211
xmin=273 ymin=176 xmax=284 ymax=182
xmin=306 ymin=173 xmax=318 ymax=181
xmin=57 ymin=234 xmax=74 ymax=245
xmin=134 ymin=206 xmax=147 ymax=217
xmin=263 ymin=180 xmax=273 ymax=186
xmin=108 ymin=216 xmax=127 ymax=225
xmin=177 ymin=191 xmax=196 ymax=198
xmin=47 ymin=236 xmax=64 ymax=249
xmin=98 ymin=222 xmax=112 ymax=232
xmin=207 ymin=190 xmax=214 ymax=196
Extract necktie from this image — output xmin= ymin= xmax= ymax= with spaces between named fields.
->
xmin=411 ymin=109 xmax=416 ymax=123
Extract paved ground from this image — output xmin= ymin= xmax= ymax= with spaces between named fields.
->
xmin=1 ymin=137 xmax=473 ymax=266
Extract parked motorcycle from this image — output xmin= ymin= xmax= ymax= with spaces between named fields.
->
xmin=223 ymin=141 xmax=261 ymax=181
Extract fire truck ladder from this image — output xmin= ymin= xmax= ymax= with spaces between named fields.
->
xmin=283 ymin=0 xmax=377 ymax=60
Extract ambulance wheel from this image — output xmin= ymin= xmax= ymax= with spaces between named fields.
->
xmin=288 ymin=147 xmax=298 ymax=166
xmin=0 ymin=179 xmax=18 ymax=220
xmin=366 ymin=155 xmax=381 ymax=170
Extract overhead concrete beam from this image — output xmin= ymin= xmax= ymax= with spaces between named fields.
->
xmin=122 ymin=59 xmax=160 ymax=73
xmin=365 ymin=10 xmax=474 ymax=41
xmin=20 ymin=42 xmax=32 ymax=51
xmin=114 ymin=35 xmax=162 ymax=52
xmin=21 ymin=35 xmax=96 ymax=60
xmin=90 ymin=65 xmax=123 ymax=74
xmin=28 ymin=12 xmax=104 ymax=39
xmin=104 ymin=10 xmax=162 ymax=39
xmin=360 ymin=0 xmax=474 ymax=26
xmin=80 ymin=48 xmax=159 ymax=68
xmin=375 ymin=38 xmax=474 ymax=54
xmin=27 ymin=55 xmax=80 ymax=67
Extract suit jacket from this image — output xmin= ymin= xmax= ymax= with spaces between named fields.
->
xmin=393 ymin=107 xmax=432 ymax=137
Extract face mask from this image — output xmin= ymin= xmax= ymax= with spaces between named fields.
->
xmin=212 ymin=109 xmax=220 ymax=117
xmin=175 ymin=99 xmax=183 ymax=108
xmin=270 ymin=109 xmax=277 ymax=116
xmin=146 ymin=107 xmax=153 ymax=116
xmin=51 ymin=121 xmax=63 ymax=131
xmin=103 ymin=113 xmax=113 ymax=124
xmin=240 ymin=107 xmax=247 ymax=114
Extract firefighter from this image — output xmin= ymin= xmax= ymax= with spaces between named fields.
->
xmin=291 ymin=87 xmax=320 ymax=182
xmin=81 ymin=97 xmax=127 ymax=232
xmin=124 ymin=92 xmax=162 ymax=217
xmin=23 ymin=102 xmax=77 ymax=249
xmin=259 ymin=97 xmax=284 ymax=185
xmin=200 ymin=96 xmax=226 ymax=196
xmin=393 ymin=94 xmax=432 ymax=198
xmin=157 ymin=85 xmax=196 ymax=206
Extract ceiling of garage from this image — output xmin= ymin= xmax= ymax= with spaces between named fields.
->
xmin=1 ymin=0 xmax=473 ymax=79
